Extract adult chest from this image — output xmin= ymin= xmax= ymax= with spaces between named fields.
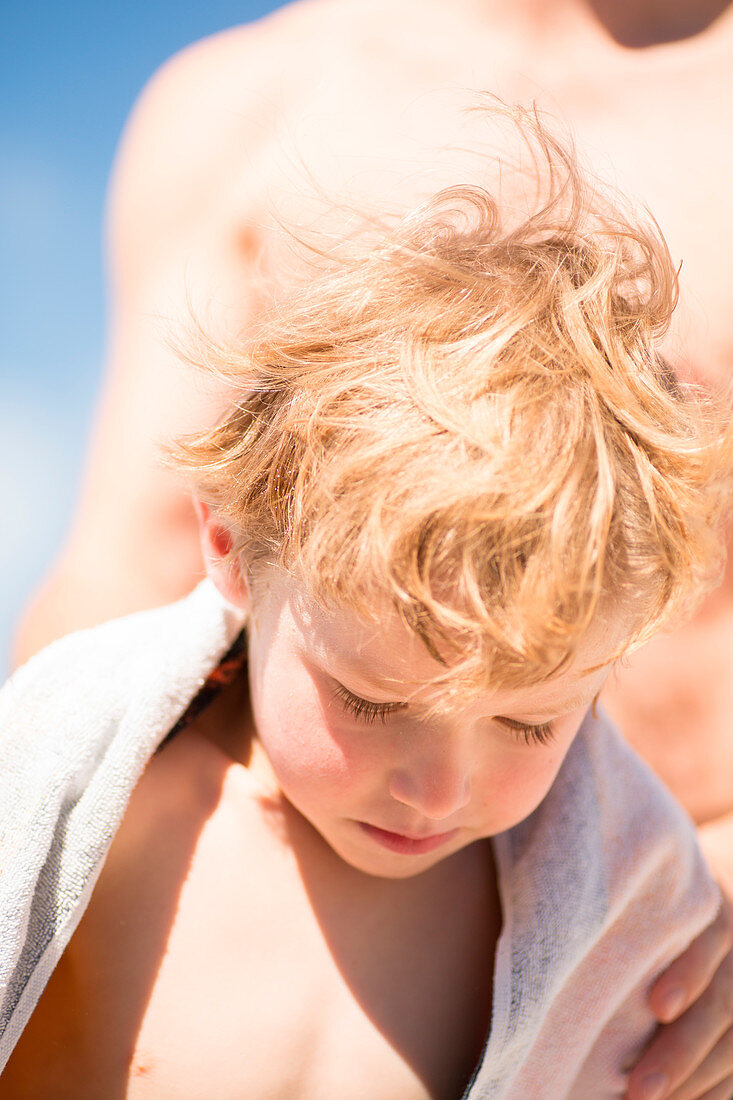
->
xmin=234 ymin=8 xmax=733 ymax=388
xmin=547 ymin=53 xmax=733 ymax=385
xmin=3 ymin=737 xmax=498 ymax=1100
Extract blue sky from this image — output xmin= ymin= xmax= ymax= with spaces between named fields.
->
xmin=0 ymin=1 xmax=286 ymax=668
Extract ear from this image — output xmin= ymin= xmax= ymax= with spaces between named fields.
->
xmin=194 ymin=498 xmax=250 ymax=610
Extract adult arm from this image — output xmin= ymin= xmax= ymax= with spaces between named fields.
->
xmin=11 ymin=23 xmax=292 ymax=666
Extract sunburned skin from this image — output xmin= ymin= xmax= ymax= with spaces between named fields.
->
xmin=1 ymin=570 xmax=624 ymax=1098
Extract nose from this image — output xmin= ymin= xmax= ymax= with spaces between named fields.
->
xmin=388 ymin=743 xmax=472 ymax=821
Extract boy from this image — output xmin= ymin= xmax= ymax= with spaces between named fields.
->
xmin=1 ymin=109 xmax=731 ymax=1097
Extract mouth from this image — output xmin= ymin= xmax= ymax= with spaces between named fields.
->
xmin=358 ymin=821 xmax=459 ymax=855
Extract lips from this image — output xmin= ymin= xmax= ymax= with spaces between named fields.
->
xmin=358 ymin=821 xmax=459 ymax=855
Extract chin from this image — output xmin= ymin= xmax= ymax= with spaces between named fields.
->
xmin=347 ymin=852 xmax=448 ymax=879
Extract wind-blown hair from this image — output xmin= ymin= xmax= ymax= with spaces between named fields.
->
xmin=171 ymin=104 xmax=732 ymax=691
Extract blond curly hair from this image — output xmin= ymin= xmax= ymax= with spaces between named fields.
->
xmin=172 ymin=104 xmax=732 ymax=692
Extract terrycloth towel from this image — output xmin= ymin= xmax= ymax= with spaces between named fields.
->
xmin=0 ymin=580 xmax=246 ymax=1072
xmin=465 ymin=716 xmax=720 ymax=1098
xmin=0 ymin=579 xmax=721 ymax=1094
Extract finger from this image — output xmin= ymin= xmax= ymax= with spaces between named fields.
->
xmin=627 ymin=967 xmax=733 ymax=1100
xmin=667 ymin=1028 xmax=733 ymax=1100
xmin=650 ymin=905 xmax=733 ymax=1024
xmin=696 ymin=1077 xmax=733 ymax=1100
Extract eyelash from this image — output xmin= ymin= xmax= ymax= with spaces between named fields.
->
xmin=504 ymin=720 xmax=556 ymax=747
xmin=332 ymin=684 xmax=556 ymax=744
xmin=332 ymin=683 xmax=405 ymax=725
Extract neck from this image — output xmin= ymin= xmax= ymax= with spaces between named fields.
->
xmin=586 ymin=0 xmax=732 ymax=46
xmin=485 ymin=0 xmax=732 ymax=47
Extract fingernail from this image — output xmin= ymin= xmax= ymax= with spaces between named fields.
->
xmin=658 ymin=985 xmax=686 ymax=1021
xmin=637 ymin=1071 xmax=669 ymax=1100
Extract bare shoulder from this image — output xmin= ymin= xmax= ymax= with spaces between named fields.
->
xmin=107 ymin=0 xmax=454 ymax=241
xmin=75 ymin=723 xmax=241 ymax=938
xmin=108 ymin=0 xmax=355 ymax=258
xmin=107 ymin=28 xmax=274 ymax=276
xmin=0 ymin=728 xmax=235 ymax=1098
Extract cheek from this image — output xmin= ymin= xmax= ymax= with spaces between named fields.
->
xmin=250 ymin=656 xmax=375 ymax=801
xmin=475 ymin=744 xmax=573 ymax=832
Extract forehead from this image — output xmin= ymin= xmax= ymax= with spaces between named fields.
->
xmin=258 ymin=567 xmax=625 ymax=713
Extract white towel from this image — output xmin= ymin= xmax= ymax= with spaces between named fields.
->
xmin=0 ymin=579 xmax=720 ymax=1094
xmin=0 ymin=580 xmax=246 ymax=1071
xmin=467 ymin=713 xmax=720 ymax=1097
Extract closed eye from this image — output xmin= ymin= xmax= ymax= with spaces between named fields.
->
xmin=333 ymin=683 xmax=558 ymax=745
xmin=332 ymin=683 xmax=407 ymax=725
xmin=496 ymin=717 xmax=557 ymax=746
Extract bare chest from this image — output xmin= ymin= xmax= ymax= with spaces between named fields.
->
xmin=546 ymin=56 xmax=733 ymax=385
xmin=235 ymin=8 xmax=733 ymax=386
xmin=3 ymin=745 xmax=498 ymax=1100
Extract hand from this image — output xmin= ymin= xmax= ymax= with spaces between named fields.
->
xmin=625 ymin=891 xmax=733 ymax=1100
